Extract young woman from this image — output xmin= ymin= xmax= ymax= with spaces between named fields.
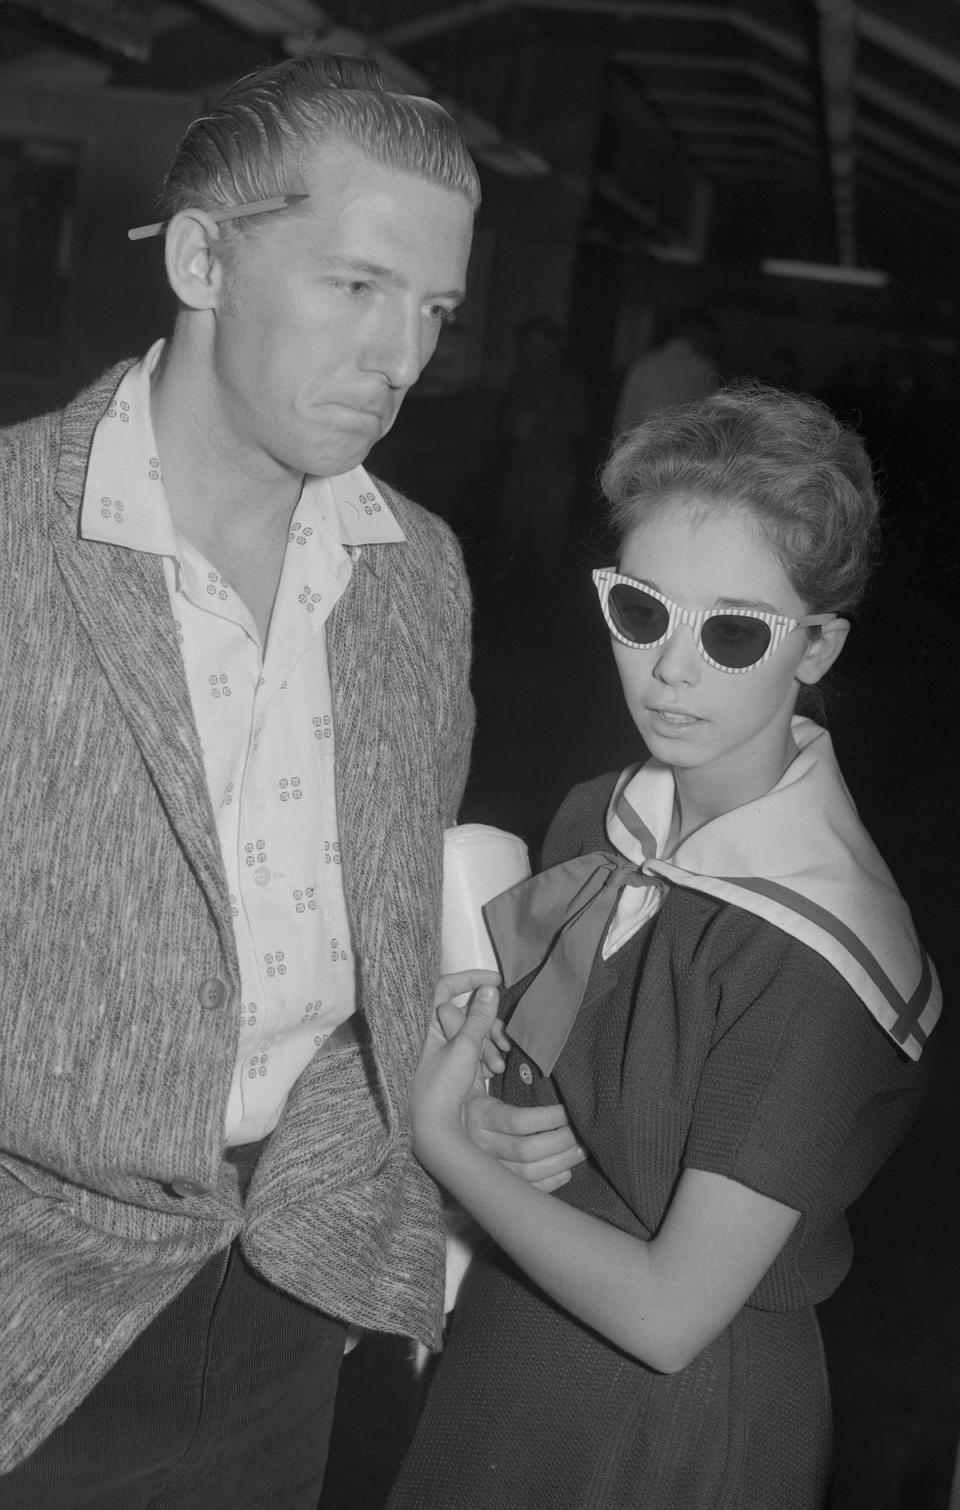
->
xmin=387 ymin=384 xmax=939 ymax=1509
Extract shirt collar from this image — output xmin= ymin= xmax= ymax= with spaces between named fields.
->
xmin=606 ymin=719 xmax=940 ymax=1060
xmin=80 ymin=339 xmax=406 ymax=555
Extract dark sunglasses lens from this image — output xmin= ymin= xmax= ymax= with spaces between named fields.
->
xmin=607 ymin=584 xmax=669 ymax=645
xmin=701 ymin=615 xmax=771 ymax=669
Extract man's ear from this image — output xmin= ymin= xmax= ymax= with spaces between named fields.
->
xmin=164 ymin=209 xmax=227 ymax=311
xmin=796 ymin=616 xmax=850 ymax=686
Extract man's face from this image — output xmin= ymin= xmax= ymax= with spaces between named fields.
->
xmin=207 ymin=139 xmax=474 ymax=482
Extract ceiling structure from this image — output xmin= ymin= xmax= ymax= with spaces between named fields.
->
xmin=1 ymin=0 xmax=959 ymax=297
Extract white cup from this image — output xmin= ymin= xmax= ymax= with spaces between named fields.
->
xmin=441 ymin=823 xmax=531 ymax=977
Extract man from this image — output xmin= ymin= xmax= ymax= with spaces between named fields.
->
xmin=0 ymin=54 xmax=579 ymax=1506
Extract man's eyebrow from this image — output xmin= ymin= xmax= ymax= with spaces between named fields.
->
xmin=319 ymin=255 xmax=464 ymax=301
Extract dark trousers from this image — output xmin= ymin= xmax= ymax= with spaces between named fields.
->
xmin=0 ymin=1150 xmax=348 ymax=1509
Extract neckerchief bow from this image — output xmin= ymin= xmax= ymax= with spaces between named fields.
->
xmin=484 ymin=848 xmax=664 ymax=1076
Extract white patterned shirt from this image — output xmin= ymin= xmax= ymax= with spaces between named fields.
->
xmin=79 ymin=341 xmax=405 ymax=1143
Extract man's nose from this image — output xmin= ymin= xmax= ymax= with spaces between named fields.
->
xmin=364 ymin=304 xmax=424 ymax=390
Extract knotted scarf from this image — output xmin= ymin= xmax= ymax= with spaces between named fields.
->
xmin=483 ymin=718 xmax=940 ymax=1075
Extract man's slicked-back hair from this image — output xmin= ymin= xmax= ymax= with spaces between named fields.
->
xmin=157 ymin=52 xmax=481 ymax=222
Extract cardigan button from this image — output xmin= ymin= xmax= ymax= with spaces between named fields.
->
xmin=197 ymin=978 xmax=227 ymax=1012
xmin=169 ymin=1177 xmax=210 ymax=1199
xmin=518 ymin=1062 xmax=534 ymax=1086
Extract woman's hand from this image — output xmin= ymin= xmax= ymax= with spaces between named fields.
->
xmin=412 ymin=974 xmax=502 ymax=1170
xmin=433 ymin=970 xmax=509 ymax=1087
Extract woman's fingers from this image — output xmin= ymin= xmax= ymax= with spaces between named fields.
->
xmin=490 ymin=1019 xmax=511 ymax=1052
xmin=435 ymin=998 xmax=463 ymax=1027
xmin=479 ymin=1037 xmax=507 ymax=1076
xmin=453 ymin=984 xmax=500 ymax=1049
xmin=433 ymin=969 xmax=500 ymax=1008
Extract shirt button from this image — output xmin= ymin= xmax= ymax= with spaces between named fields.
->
xmin=169 ymin=1177 xmax=210 ymax=1198
xmin=197 ymin=978 xmax=227 ymax=1011
xmin=518 ymin=1062 xmax=534 ymax=1086
xmin=252 ymin=866 xmax=270 ymax=886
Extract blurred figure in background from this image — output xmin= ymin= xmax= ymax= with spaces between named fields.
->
xmin=615 ymin=307 xmax=720 ymax=432
xmin=764 ymin=345 xmax=801 ymax=390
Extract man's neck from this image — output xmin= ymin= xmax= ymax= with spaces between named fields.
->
xmin=149 ymin=332 xmax=306 ymax=644
xmin=149 ymin=329 xmax=304 ymax=548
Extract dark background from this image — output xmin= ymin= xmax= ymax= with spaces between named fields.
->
xmin=1 ymin=2 xmax=958 ymax=1505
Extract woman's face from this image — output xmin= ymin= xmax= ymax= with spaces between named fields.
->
xmin=611 ymin=497 xmax=846 ymax=817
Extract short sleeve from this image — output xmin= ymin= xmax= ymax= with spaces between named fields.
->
xmin=682 ymin=916 xmax=929 ymax=1225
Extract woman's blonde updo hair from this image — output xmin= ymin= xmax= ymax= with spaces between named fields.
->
xmin=601 ymin=381 xmax=880 ymax=616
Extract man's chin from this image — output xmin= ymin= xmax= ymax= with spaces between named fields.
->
xmin=300 ymin=440 xmax=378 ymax=480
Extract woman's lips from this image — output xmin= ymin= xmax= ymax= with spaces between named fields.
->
xmin=646 ymin=706 xmax=702 ymax=729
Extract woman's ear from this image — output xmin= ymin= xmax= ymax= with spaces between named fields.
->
xmin=796 ymin=617 xmax=850 ymax=685
xmin=164 ymin=209 xmax=227 ymax=311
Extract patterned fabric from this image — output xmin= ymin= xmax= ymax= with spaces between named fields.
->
xmin=79 ymin=344 xmax=405 ymax=1143
xmin=0 ymin=360 xmax=473 ymax=1472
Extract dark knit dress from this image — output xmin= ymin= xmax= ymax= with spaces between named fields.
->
xmin=388 ymin=774 xmax=929 ymax=1510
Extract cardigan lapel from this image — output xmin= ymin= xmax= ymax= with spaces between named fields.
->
xmin=328 ymin=543 xmax=394 ymax=991
xmin=327 ymin=534 xmax=442 ymax=1114
xmin=48 ymin=374 xmax=237 ymax=965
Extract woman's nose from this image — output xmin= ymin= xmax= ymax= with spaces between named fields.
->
xmin=652 ymin=625 xmax=701 ymax=683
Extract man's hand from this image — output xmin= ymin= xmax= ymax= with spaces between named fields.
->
xmin=464 ymin=1095 xmax=586 ymax=1193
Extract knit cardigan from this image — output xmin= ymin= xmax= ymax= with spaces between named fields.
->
xmin=0 ymin=363 xmax=474 ymax=1472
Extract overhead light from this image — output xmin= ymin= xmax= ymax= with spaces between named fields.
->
xmin=761 ymin=258 xmax=889 ymax=287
